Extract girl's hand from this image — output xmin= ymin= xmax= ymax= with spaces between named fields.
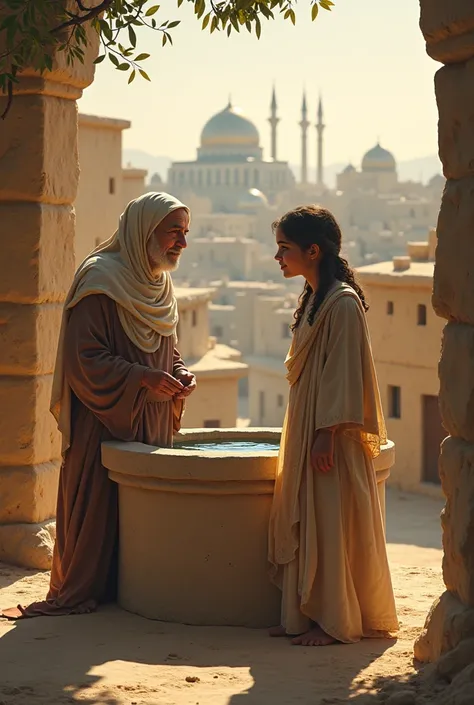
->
xmin=310 ymin=429 xmax=335 ymax=473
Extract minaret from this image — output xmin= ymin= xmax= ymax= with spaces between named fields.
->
xmin=316 ymin=95 xmax=325 ymax=186
xmin=268 ymin=86 xmax=279 ymax=161
xmin=300 ymin=91 xmax=309 ymax=184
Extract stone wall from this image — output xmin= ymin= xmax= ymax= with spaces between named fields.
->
xmin=0 ymin=31 xmax=99 ymax=568
xmin=414 ymin=1 xmax=474 ymax=662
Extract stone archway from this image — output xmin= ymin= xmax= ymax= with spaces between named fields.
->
xmin=0 ymin=0 xmax=473 ymax=664
xmin=413 ymin=1 xmax=474 ymax=662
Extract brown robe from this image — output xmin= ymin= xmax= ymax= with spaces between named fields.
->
xmin=15 ymin=294 xmax=185 ymax=617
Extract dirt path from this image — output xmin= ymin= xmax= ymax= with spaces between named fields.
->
xmin=0 ymin=490 xmax=445 ymax=705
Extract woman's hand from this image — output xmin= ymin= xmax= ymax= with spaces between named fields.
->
xmin=310 ymin=429 xmax=336 ymax=473
xmin=174 ymin=369 xmax=197 ymax=399
xmin=142 ymin=369 xmax=184 ymax=399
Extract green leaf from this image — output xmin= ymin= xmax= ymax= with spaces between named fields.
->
xmin=177 ymin=0 xmax=184 ymax=6
xmin=311 ymin=3 xmax=319 ymax=20
xmin=167 ymin=20 xmax=180 ymax=28
xmin=145 ymin=5 xmax=160 ymax=15
xmin=210 ymin=15 xmax=218 ymax=33
xmin=128 ymin=69 xmax=136 ymax=84
xmin=128 ymin=25 xmax=137 ymax=46
xmin=94 ymin=54 xmax=106 ymax=64
xmin=202 ymin=12 xmax=211 ymax=30
xmin=109 ymin=53 xmax=120 ymax=67
xmin=117 ymin=63 xmax=129 ymax=70
xmin=139 ymin=68 xmax=151 ymax=81
xmin=195 ymin=0 xmax=205 ymax=18
xmin=135 ymin=52 xmax=150 ymax=60
xmin=162 ymin=32 xmax=167 ymax=46
xmin=99 ymin=19 xmax=113 ymax=42
xmin=256 ymin=16 xmax=262 ymax=38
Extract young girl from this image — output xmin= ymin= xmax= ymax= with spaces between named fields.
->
xmin=268 ymin=205 xmax=399 ymax=647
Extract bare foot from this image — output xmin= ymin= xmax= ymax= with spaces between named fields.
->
xmin=269 ymin=625 xmax=288 ymax=637
xmin=291 ymin=625 xmax=337 ymax=646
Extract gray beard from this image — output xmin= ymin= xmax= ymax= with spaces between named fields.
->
xmin=149 ymin=250 xmax=181 ymax=276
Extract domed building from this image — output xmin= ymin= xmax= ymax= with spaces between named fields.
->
xmin=168 ymin=100 xmax=294 ymax=213
xmin=361 ymin=143 xmax=396 ymax=173
xmin=337 ymin=142 xmax=398 ymax=194
xmin=198 ymin=103 xmax=262 ymax=161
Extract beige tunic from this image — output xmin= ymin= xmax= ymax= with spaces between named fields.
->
xmin=19 ymin=294 xmax=185 ymax=617
xmin=268 ymin=283 xmax=399 ymax=642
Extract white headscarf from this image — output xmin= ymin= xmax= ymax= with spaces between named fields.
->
xmin=51 ymin=191 xmax=190 ymax=454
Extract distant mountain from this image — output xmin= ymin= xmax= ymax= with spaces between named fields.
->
xmin=124 ymin=148 xmax=442 ymax=189
xmin=123 ymin=149 xmax=171 ymax=181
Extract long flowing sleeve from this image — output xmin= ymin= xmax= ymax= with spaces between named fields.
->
xmin=64 ymin=295 xmax=150 ymax=441
xmin=314 ymin=295 xmax=367 ymax=432
xmin=173 ymin=347 xmax=187 ymax=376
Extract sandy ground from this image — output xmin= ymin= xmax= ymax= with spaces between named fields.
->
xmin=0 ymin=489 xmax=445 ymax=705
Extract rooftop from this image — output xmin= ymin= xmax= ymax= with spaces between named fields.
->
xmin=213 ymin=280 xmax=284 ymax=291
xmin=357 ymin=259 xmax=434 ymax=287
xmin=78 ymin=113 xmax=131 ymax=131
xmin=188 ymin=344 xmax=248 ymax=377
xmin=175 ymin=287 xmax=215 ymax=304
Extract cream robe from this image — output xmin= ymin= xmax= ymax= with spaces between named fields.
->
xmin=268 ymin=282 xmax=399 ymax=642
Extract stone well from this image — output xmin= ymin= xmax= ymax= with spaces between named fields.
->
xmin=102 ymin=428 xmax=395 ymax=628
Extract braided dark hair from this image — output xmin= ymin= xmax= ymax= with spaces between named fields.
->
xmin=272 ymin=205 xmax=368 ymax=331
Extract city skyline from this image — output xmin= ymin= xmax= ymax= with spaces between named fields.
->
xmin=78 ymin=0 xmax=439 ymax=170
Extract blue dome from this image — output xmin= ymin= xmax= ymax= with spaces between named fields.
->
xmin=362 ymin=143 xmax=396 ymax=172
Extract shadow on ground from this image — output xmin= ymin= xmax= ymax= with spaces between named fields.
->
xmin=0 ymin=607 xmax=397 ymax=705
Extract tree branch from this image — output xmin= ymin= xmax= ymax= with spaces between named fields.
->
xmin=52 ymin=0 xmax=114 ymax=34
xmin=0 ymin=80 xmax=13 ymax=121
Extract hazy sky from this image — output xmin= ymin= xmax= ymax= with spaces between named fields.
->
xmin=78 ymin=0 xmax=440 ymax=168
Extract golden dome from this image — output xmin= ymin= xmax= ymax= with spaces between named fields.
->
xmin=201 ymin=102 xmax=260 ymax=148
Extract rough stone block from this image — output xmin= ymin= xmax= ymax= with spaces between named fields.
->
xmin=438 ymin=323 xmax=474 ymax=443
xmin=436 ymin=637 xmax=474 ymax=681
xmin=0 ymin=303 xmax=63 ymax=375
xmin=414 ymin=590 xmax=474 ymax=663
xmin=433 ymin=178 xmax=474 ymax=324
xmin=0 ymin=375 xmax=60 ymax=466
xmin=0 ymin=94 xmax=79 ymax=204
xmin=0 ymin=202 xmax=75 ymax=304
xmin=436 ymin=61 xmax=474 ymax=180
xmin=0 ymin=460 xmax=60 ymax=524
xmin=442 ymin=662 xmax=474 ymax=705
xmin=0 ymin=519 xmax=55 ymax=570
xmin=439 ymin=437 xmax=474 ymax=606
xmin=0 ymin=0 xmax=99 ymax=88
xmin=420 ymin=0 xmax=474 ymax=64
